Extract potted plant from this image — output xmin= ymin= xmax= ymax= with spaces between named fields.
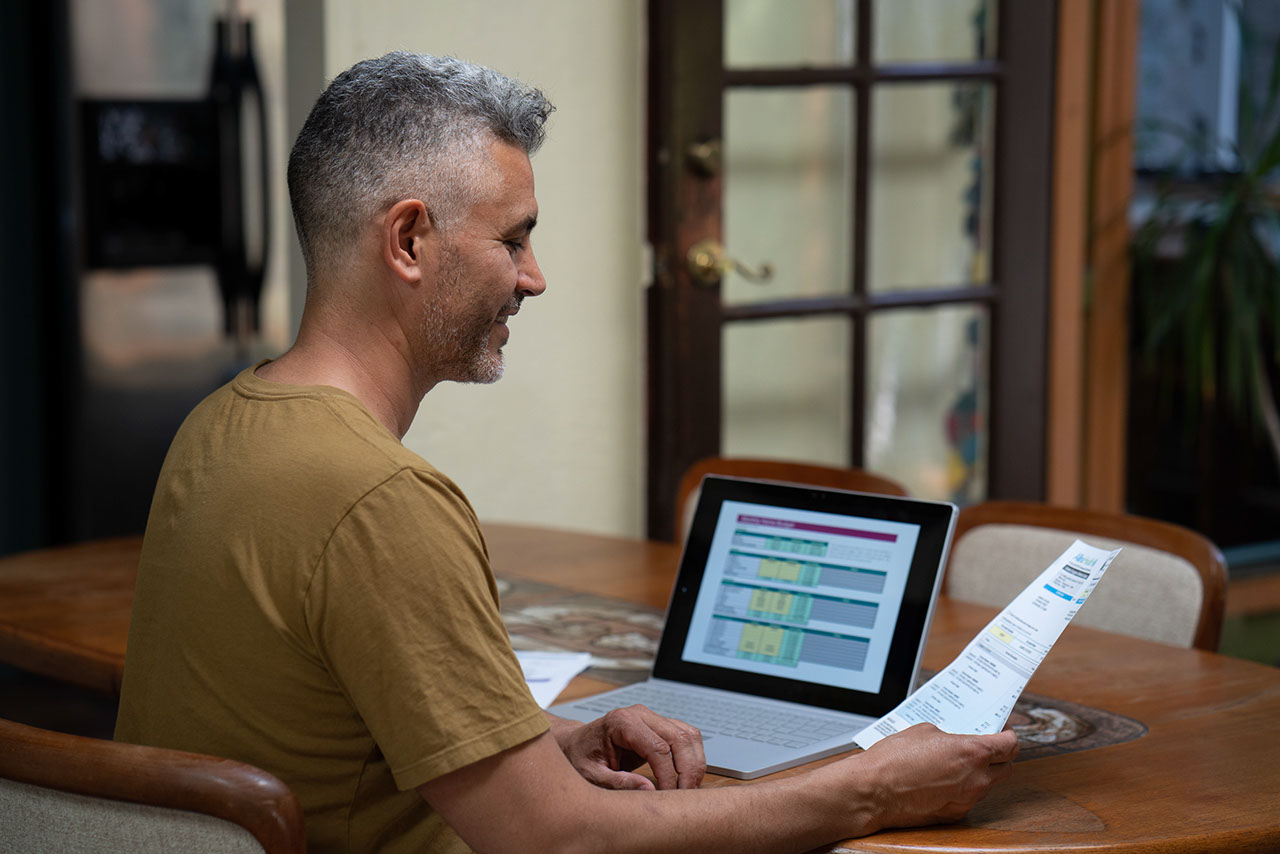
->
xmin=1129 ymin=19 xmax=1280 ymax=543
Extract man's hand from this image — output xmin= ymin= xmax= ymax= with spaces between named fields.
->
xmin=546 ymin=705 xmax=706 ymax=791
xmin=849 ymin=723 xmax=1019 ymax=832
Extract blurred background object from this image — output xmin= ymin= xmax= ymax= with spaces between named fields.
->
xmin=1128 ymin=0 xmax=1280 ymax=666
xmin=0 ymin=0 xmax=287 ymax=554
xmin=1128 ymin=0 xmax=1280 ymax=558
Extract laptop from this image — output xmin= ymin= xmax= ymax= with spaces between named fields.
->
xmin=550 ymin=475 xmax=957 ymax=779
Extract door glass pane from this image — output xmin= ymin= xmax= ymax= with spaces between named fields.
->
xmin=874 ymin=0 xmax=998 ymax=64
xmin=724 ymin=87 xmax=854 ymax=305
xmin=869 ymin=82 xmax=994 ymax=292
xmin=723 ymin=317 xmax=851 ymax=465
xmin=725 ymin=0 xmax=856 ymax=68
xmin=864 ymin=305 xmax=988 ymax=502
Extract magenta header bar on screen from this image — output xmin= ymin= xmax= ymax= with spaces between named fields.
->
xmin=737 ymin=514 xmax=898 ymax=543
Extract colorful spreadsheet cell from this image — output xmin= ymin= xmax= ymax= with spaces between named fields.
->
xmin=725 ymin=550 xmax=888 ymax=598
xmin=736 ymin=622 xmax=801 ymax=666
xmin=731 ymin=530 xmax=829 ymax=558
xmin=818 ymin=566 xmax=887 ymax=594
xmin=702 ymin=615 xmax=870 ymax=672
xmin=759 ymin=557 xmax=822 ymax=586
xmin=716 ymin=580 xmax=878 ymax=632
xmin=808 ymin=597 xmax=877 ymax=630
xmin=797 ymin=632 xmax=869 ymax=671
xmin=745 ymin=587 xmax=813 ymax=623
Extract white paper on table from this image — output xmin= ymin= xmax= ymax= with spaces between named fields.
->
xmin=855 ymin=539 xmax=1122 ymax=749
xmin=515 ymin=650 xmax=593 ymax=709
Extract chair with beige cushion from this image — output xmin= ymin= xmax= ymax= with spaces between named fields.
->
xmin=0 ymin=716 xmax=305 ymax=853
xmin=674 ymin=456 xmax=910 ymax=543
xmin=944 ymin=500 xmax=1227 ymax=651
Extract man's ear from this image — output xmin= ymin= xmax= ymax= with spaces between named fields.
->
xmin=383 ymin=199 xmax=433 ymax=285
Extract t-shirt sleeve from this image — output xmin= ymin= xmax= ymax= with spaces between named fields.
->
xmin=304 ymin=468 xmax=548 ymax=790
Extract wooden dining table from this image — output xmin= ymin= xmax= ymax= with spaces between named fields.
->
xmin=0 ymin=523 xmax=1277 ymax=852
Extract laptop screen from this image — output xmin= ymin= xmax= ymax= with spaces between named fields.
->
xmin=679 ymin=498 xmax=922 ymax=695
xmin=654 ymin=476 xmax=956 ymax=717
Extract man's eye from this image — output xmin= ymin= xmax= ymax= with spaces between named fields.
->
xmin=504 ymin=239 xmax=523 ymax=253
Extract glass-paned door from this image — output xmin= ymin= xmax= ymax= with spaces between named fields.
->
xmin=646 ymin=0 xmax=1053 ymax=539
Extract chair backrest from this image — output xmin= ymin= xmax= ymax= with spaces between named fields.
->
xmin=0 ymin=716 xmax=305 ymax=854
xmin=944 ymin=500 xmax=1227 ymax=651
xmin=674 ymin=456 xmax=910 ymax=543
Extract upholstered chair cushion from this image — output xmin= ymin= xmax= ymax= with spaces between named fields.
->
xmin=948 ymin=523 xmax=1204 ymax=648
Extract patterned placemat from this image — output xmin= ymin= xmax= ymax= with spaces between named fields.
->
xmin=499 ymin=576 xmax=660 ymax=684
xmin=497 ymin=576 xmax=1147 ymax=759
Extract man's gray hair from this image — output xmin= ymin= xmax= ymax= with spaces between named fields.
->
xmin=287 ymin=52 xmax=554 ymax=279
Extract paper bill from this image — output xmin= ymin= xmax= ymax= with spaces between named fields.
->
xmin=516 ymin=650 xmax=593 ymax=708
xmin=854 ymin=539 xmax=1121 ymax=749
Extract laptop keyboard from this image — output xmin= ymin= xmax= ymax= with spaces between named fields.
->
xmin=571 ymin=682 xmax=857 ymax=748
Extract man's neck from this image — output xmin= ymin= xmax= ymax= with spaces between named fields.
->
xmin=256 ymin=315 xmax=432 ymax=440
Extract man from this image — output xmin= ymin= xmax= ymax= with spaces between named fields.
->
xmin=116 ymin=53 xmax=1017 ymax=853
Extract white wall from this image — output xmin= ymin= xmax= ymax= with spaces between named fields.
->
xmin=313 ymin=1 xmax=648 ymax=537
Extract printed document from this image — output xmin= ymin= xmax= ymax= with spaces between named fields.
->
xmin=516 ymin=650 xmax=593 ymax=708
xmin=855 ymin=539 xmax=1121 ymax=748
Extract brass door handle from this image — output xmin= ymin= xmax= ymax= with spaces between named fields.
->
xmin=686 ymin=240 xmax=775 ymax=286
xmin=686 ymin=140 xmax=722 ymax=176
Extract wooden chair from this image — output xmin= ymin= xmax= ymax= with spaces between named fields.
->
xmin=0 ymin=716 xmax=305 ymax=853
xmin=944 ymin=500 xmax=1227 ymax=651
xmin=674 ymin=456 xmax=909 ymax=543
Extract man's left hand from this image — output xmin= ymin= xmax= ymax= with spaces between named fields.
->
xmin=546 ymin=705 xmax=705 ymax=791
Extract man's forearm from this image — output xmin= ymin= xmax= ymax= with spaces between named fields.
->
xmin=424 ymin=731 xmax=869 ymax=854
xmin=422 ymin=725 xmax=1017 ymax=854
xmin=562 ymin=758 xmax=872 ymax=854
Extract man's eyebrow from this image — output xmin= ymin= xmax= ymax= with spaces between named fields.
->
xmin=509 ymin=215 xmax=538 ymax=236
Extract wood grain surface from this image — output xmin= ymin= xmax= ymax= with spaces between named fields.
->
xmin=0 ymin=525 xmax=1277 ymax=852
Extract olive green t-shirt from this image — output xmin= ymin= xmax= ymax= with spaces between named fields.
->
xmin=115 ymin=364 xmax=548 ymax=853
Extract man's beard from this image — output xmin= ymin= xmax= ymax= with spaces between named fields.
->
xmin=419 ymin=243 xmax=516 ymax=385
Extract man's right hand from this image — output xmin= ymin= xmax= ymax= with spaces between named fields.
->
xmin=845 ymin=723 xmax=1019 ymax=832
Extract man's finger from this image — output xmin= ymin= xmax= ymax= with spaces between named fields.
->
xmin=605 ymin=706 xmax=704 ymax=790
xmin=665 ymin=722 xmax=705 ymax=789
xmin=586 ymin=764 xmax=655 ymax=791
xmin=985 ymin=730 xmax=1020 ymax=764
xmin=637 ymin=730 xmax=680 ymax=790
xmin=625 ymin=708 xmax=705 ymax=789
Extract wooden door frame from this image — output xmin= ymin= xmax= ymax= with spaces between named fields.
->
xmin=1044 ymin=0 xmax=1142 ymax=512
xmin=645 ymin=0 xmax=1058 ymax=540
xmin=1083 ymin=0 xmax=1140 ymax=513
xmin=988 ymin=1 xmax=1056 ymax=501
xmin=1045 ymin=0 xmax=1093 ymax=507
xmin=646 ymin=0 xmax=725 ymax=540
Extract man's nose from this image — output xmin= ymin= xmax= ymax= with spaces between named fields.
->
xmin=518 ymin=250 xmax=546 ymax=297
